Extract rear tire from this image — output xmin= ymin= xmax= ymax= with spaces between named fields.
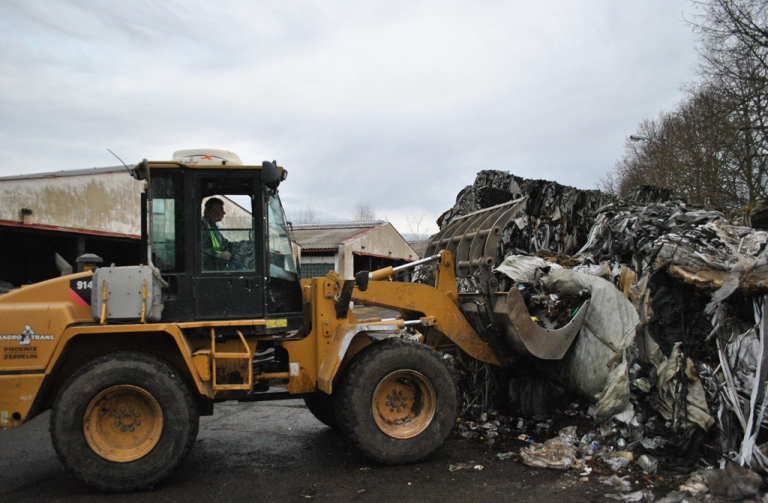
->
xmin=50 ymin=352 xmax=199 ymax=492
xmin=303 ymin=392 xmax=338 ymax=429
xmin=336 ymin=339 xmax=458 ymax=464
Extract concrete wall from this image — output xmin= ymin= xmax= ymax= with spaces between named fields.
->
xmin=0 ymin=169 xmax=143 ymax=236
xmin=337 ymin=223 xmax=417 ymax=279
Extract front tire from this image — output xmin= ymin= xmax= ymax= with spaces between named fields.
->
xmin=50 ymin=352 xmax=199 ymax=492
xmin=303 ymin=392 xmax=339 ymax=429
xmin=336 ymin=339 xmax=458 ymax=464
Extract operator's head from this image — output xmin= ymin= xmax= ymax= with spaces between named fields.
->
xmin=204 ymin=197 xmax=226 ymax=222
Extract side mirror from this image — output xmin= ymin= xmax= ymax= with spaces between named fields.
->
xmin=130 ymin=159 xmax=149 ymax=181
xmin=262 ymin=160 xmax=280 ymax=191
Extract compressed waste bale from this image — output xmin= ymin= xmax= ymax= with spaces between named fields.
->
xmin=439 ymin=170 xmax=613 ymax=257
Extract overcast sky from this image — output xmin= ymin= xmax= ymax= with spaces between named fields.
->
xmin=0 ymin=1 xmax=701 ymax=236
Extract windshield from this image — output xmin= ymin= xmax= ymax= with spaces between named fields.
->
xmin=267 ymin=193 xmax=298 ymax=281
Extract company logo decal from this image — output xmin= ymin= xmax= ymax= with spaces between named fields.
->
xmin=0 ymin=326 xmax=54 ymax=344
xmin=1 ymin=326 xmax=53 ymax=360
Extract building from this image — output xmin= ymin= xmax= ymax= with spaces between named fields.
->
xmin=0 ymin=167 xmax=252 ymax=287
xmin=291 ymin=222 xmax=418 ymax=280
xmin=0 ymin=167 xmax=144 ymax=286
xmin=0 ymin=166 xmax=415 ymax=287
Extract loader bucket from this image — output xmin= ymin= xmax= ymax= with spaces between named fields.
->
xmin=425 ymin=198 xmax=526 ymax=282
xmin=459 ymin=290 xmax=590 ymax=362
xmin=425 ymin=197 xmax=590 ymax=363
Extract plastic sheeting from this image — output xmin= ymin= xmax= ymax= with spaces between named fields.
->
xmin=540 ymin=269 xmax=638 ymax=416
xmin=494 ymin=255 xmax=554 ymax=284
xmin=652 ymin=344 xmax=714 ymax=431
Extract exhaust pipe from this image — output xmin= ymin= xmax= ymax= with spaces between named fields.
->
xmin=55 ymin=253 xmax=73 ymax=276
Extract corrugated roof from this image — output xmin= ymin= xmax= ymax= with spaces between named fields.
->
xmin=407 ymin=240 xmax=430 ymax=258
xmin=292 ymin=221 xmax=387 ymax=251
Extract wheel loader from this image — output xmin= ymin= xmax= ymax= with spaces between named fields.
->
xmin=0 ymin=151 xmax=588 ymax=492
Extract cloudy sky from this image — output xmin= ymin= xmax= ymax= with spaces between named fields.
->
xmin=0 ymin=1 xmax=700 ymax=236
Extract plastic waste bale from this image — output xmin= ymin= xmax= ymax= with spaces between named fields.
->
xmin=540 ymin=269 xmax=639 ymax=421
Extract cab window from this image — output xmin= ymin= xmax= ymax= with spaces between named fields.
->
xmin=150 ymin=172 xmax=184 ymax=272
xmin=200 ymin=194 xmax=256 ymax=273
xmin=266 ymin=193 xmax=298 ymax=281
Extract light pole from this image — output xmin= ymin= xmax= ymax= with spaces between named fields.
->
xmin=629 ymin=135 xmax=649 ymax=142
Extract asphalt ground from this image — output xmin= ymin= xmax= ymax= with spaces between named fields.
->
xmin=0 ymin=399 xmax=711 ymax=503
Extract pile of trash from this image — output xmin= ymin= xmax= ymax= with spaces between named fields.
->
xmin=433 ymin=170 xmax=768 ymax=485
xmin=438 ymin=170 xmax=613 ymax=257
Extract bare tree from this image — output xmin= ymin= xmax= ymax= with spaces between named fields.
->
xmin=406 ymin=211 xmax=431 ymax=240
xmin=352 ymin=201 xmax=377 ymax=222
xmin=294 ymin=205 xmax=317 ymax=224
xmin=691 ymin=0 xmax=768 ymax=203
xmin=607 ymin=88 xmax=741 ymax=209
xmin=692 ymin=0 xmax=768 ymax=77
xmin=596 ymin=170 xmax=620 ymax=195
xmin=602 ymin=0 xmax=768 ymax=212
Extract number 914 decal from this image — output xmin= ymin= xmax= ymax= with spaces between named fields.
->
xmin=69 ymin=278 xmax=92 ymax=307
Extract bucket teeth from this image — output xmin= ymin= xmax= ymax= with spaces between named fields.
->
xmin=426 ymin=198 xmax=526 ymax=280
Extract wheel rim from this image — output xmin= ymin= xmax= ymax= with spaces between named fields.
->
xmin=372 ymin=370 xmax=436 ymax=439
xmin=83 ymin=385 xmax=163 ymax=463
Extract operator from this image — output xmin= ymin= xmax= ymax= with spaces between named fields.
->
xmin=202 ymin=197 xmax=240 ymax=270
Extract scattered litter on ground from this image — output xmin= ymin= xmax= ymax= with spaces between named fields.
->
xmin=604 ymin=490 xmax=645 ymax=501
xmin=520 ymin=427 xmax=582 ymax=470
xmin=448 ymin=462 xmax=484 ymax=472
xmin=637 ymin=455 xmax=658 ymax=474
xmin=655 ymin=490 xmax=688 ymax=503
xmin=599 ymin=474 xmax=633 ymax=492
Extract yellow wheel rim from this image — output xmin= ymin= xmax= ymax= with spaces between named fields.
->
xmin=83 ymin=385 xmax=163 ymax=463
xmin=372 ymin=370 xmax=436 ymax=439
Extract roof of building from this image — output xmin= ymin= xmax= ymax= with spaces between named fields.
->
xmin=0 ymin=166 xmax=128 ymax=181
xmin=291 ymin=221 xmax=387 ymax=251
xmin=407 ymin=240 xmax=430 ymax=258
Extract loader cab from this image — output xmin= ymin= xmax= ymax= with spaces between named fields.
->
xmin=140 ymin=156 xmax=302 ymax=331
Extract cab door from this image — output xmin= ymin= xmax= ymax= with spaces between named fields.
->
xmin=194 ymin=173 xmax=264 ymax=320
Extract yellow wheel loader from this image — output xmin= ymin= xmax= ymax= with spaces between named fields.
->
xmin=0 ymin=152 xmax=588 ymax=492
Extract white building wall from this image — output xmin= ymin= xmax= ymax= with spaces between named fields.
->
xmin=0 ymin=170 xmax=144 ymax=235
xmin=337 ymin=223 xmax=417 ymax=279
xmin=0 ymin=172 xmax=252 ymax=238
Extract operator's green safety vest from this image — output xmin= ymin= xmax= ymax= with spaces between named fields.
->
xmin=204 ymin=219 xmax=223 ymax=255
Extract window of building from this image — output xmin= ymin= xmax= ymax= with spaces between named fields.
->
xmin=301 ymin=262 xmax=335 ymax=278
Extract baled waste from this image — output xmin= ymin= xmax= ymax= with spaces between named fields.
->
xmin=423 ymin=170 xmax=768 ymax=496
